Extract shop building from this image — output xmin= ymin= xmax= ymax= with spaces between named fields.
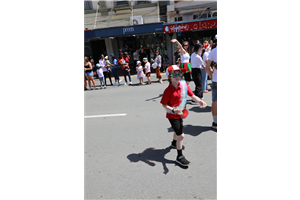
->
xmin=84 ymin=22 xmax=167 ymax=73
xmin=163 ymin=0 xmax=217 ymax=64
xmin=84 ymin=1 xmax=217 ymax=67
xmin=84 ymin=1 xmax=169 ymax=73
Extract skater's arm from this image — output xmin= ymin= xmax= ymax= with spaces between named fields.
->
xmin=162 ymin=105 xmax=183 ymax=116
xmin=191 ymin=95 xmax=207 ymax=107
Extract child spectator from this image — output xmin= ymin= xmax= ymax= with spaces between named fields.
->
xmin=96 ymin=63 xmax=106 ymax=89
xmin=136 ymin=61 xmax=145 ymax=85
xmin=143 ymin=57 xmax=151 ymax=85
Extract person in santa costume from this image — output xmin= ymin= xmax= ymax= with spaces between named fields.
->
xmin=160 ymin=65 xmax=207 ymax=166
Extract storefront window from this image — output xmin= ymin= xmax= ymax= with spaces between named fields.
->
xmin=84 ymin=41 xmax=93 ymax=57
xmin=116 ymin=33 xmax=168 ymax=63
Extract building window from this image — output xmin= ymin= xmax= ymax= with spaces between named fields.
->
xmin=137 ymin=1 xmax=149 ymax=4
xmin=193 ymin=13 xmax=208 ymax=19
xmin=175 ymin=16 xmax=182 ymax=22
xmin=84 ymin=0 xmax=91 ymax=9
xmin=116 ymin=1 xmax=129 ymax=7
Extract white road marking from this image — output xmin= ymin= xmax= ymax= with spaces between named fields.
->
xmin=84 ymin=113 xmax=127 ymax=118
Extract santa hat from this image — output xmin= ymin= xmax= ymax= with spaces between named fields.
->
xmin=167 ymin=65 xmax=181 ymax=75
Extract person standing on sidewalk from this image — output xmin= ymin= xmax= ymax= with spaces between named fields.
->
xmin=110 ymin=54 xmax=120 ymax=86
xmin=203 ymin=38 xmax=217 ymax=130
xmin=96 ymin=63 xmax=106 ymax=89
xmin=151 ymin=50 xmax=163 ymax=84
xmin=136 ymin=61 xmax=145 ymax=85
xmin=99 ymin=54 xmax=113 ymax=86
xmin=139 ymin=48 xmax=147 ymax=67
xmin=84 ymin=57 xmax=96 ymax=90
xmin=171 ymin=39 xmax=192 ymax=85
xmin=133 ymin=49 xmax=140 ymax=63
xmin=143 ymin=57 xmax=151 ymax=85
xmin=160 ymin=65 xmax=207 ymax=166
xmin=118 ymin=53 xmax=132 ymax=85
xmin=200 ymin=46 xmax=210 ymax=93
xmin=191 ymin=43 xmax=205 ymax=99
xmin=173 ymin=46 xmax=181 ymax=65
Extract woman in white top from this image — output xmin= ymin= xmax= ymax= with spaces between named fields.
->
xmin=171 ymin=39 xmax=192 ymax=84
xmin=151 ymin=50 xmax=163 ymax=83
xmin=99 ymin=54 xmax=112 ymax=86
xmin=191 ymin=43 xmax=206 ymax=99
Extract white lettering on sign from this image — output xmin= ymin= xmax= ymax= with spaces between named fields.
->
xmin=123 ymin=27 xmax=134 ymax=34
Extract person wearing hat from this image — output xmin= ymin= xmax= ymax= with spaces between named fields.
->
xmin=99 ymin=54 xmax=112 ymax=86
xmin=136 ymin=60 xmax=145 ymax=85
xmin=110 ymin=54 xmax=120 ymax=86
xmin=104 ymin=55 xmax=113 ymax=86
xmin=160 ymin=65 xmax=207 ymax=166
xmin=143 ymin=57 xmax=151 ymax=85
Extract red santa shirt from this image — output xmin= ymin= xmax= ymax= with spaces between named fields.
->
xmin=160 ymin=82 xmax=194 ymax=119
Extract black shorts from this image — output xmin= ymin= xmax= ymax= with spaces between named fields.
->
xmin=183 ymin=72 xmax=192 ymax=82
xmin=168 ymin=118 xmax=183 ymax=136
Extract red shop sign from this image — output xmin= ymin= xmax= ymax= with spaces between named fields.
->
xmin=163 ymin=19 xmax=217 ymax=33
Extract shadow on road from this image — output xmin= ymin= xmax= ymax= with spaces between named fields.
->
xmin=145 ymin=94 xmax=163 ymax=101
xmin=127 ymin=146 xmax=181 ymax=174
xmin=188 ymin=106 xmax=211 ymax=113
xmin=167 ymin=124 xmax=213 ymax=136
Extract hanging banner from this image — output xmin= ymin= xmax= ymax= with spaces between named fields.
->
xmin=163 ymin=19 xmax=217 ymax=33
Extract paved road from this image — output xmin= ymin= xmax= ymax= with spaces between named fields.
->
xmin=84 ymin=73 xmax=217 ymax=200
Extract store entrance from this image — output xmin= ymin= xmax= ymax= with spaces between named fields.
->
xmin=117 ymin=33 xmax=168 ymax=73
xmin=90 ymin=39 xmax=106 ymax=62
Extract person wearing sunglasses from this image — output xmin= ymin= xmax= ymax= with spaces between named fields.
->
xmin=160 ymin=65 xmax=207 ymax=167
xmin=171 ymin=39 xmax=192 ymax=85
xmin=151 ymin=50 xmax=163 ymax=83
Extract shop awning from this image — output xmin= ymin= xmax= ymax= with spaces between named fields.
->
xmin=163 ymin=17 xmax=217 ymax=33
xmin=85 ymin=22 xmax=163 ymax=40
xmin=84 ymin=30 xmax=95 ymax=40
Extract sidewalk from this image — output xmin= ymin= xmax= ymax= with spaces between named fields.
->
xmin=92 ymin=72 xmax=167 ymax=82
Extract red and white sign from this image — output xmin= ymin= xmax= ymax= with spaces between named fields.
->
xmin=163 ymin=19 xmax=217 ymax=33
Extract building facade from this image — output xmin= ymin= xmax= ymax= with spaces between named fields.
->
xmin=85 ymin=0 xmax=166 ymax=71
xmin=163 ymin=0 xmax=217 ymax=63
xmin=84 ymin=0 xmax=217 ymax=70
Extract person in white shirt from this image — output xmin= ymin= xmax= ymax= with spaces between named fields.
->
xmin=99 ymin=54 xmax=112 ymax=86
xmin=171 ymin=39 xmax=192 ymax=85
xmin=203 ymin=39 xmax=217 ymax=130
xmin=191 ymin=43 xmax=206 ymax=99
xmin=143 ymin=57 xmax=151 ymax=85
xmin=200 ymin=48 xmax=210 ymax=93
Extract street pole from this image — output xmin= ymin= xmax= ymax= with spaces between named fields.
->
xmin=94 ymin=3 xmax=99 ymax=29
xmin=131 ymin=0 xmax=133 ymax=25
